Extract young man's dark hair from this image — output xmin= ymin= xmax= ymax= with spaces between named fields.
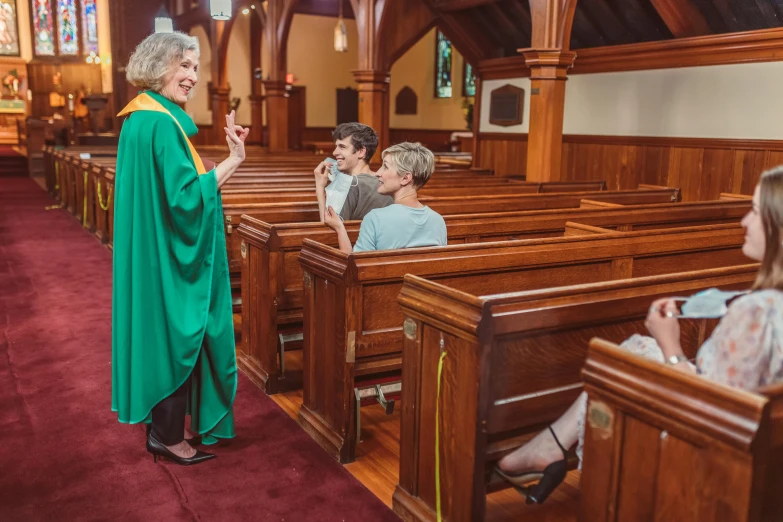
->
xmin=332 ymin=123 xmax=379 ymax=163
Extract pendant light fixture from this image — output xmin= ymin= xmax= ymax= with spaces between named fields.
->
xmin=154 ymin=5 xmax=173 ymax=33
xmin=334 ymin=0 xmax=348 ymax=52
xmin=210 ymin=0 xmax=232 ymax=20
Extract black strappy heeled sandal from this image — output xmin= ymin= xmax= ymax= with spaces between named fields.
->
xmin=494 ymin=426 xmax=570 ymax=505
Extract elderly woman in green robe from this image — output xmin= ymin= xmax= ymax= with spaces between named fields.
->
xmin=111 ymin=31 xmax=248 ymax=465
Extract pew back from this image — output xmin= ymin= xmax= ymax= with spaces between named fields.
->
xmin=581 ymin=338 xmax=783 ymax=522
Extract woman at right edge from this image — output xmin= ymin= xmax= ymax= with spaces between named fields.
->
xmin=496 ymin=167 xmax=783 ymax=503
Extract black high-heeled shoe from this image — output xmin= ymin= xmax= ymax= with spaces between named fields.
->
xmin=146 ymin=433 xmax=216 ymax=466
xmin=494 ymin=426 xmax=569 ymax=505
xmin=145 ymin=424 xmax=203 ymax=445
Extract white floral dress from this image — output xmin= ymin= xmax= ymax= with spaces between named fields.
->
xmin=576 ymin=289 xmax=783 ymax=464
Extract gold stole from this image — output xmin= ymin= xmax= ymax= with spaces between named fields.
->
xmin=118 ymin=92 xmax=207 ymax=175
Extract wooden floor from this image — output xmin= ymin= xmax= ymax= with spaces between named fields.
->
xmin=269 ymin=350 xmax=580 ymax=521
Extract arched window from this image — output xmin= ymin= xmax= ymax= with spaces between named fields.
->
xmin=434 ymin=30 xmax=452 ymax=99
xmin=31 ymin=0 xmax=98 ymax=57
xmin=463 ymin=62 xmax=476 ymax=97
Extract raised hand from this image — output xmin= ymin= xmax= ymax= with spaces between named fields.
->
xmin=314 ymin=160 xmax=330 ymax=189
xmin=224 ymin=110 xmax=248 ymax=163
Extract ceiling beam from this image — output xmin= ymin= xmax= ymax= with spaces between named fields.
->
xmin=649 ymin=0 xmax=711 ymax=38
xmin=429 ymin=0 xmax=501 ymax=12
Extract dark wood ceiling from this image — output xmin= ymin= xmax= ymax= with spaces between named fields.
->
xmin=427 ymin=0 xmax=783 ymax=59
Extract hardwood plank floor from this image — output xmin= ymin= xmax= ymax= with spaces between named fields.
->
xmin=268 ymin=350 xmax=579 ymax=521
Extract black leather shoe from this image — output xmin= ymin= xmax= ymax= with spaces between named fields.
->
xmin=146 ymin=434 xmax=216 ymax=466
xmin=494 ymin=426 xmax=569 ymax=505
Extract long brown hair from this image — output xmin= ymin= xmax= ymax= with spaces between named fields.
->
xmin=752 ymin=166 xmax=783 ymax=290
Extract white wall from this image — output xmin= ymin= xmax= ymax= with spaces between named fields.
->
xmin=389 ymin=28 xmax=469 ymax=130
xmin=287 ymin=14 xmax=359 ymax=127
xmin=227 ymin=14 xmax=252 ymax=126
xmin=480 ymin=61 xmax=783 ymax=140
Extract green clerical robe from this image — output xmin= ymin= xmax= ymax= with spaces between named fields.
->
xmin=111 ymin=91 xmax=236 ymax=444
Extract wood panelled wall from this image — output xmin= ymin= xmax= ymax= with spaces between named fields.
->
xmin=27 ymin=62 xmax=104 ymax=119
xmin=194 ymin=125 xmax=463 ymax=153
xmin=477 ymin=133 xmax=783 ymax=201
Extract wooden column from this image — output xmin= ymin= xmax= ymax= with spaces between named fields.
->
xmin=352 ymin=69 xmax=390 ymax=153
xmin=523 ymin=0 xmax=578 ymax=182
xmin=263 ymin=0 xmax=298 ymax=152
xmin=263 ymin=80 xmax=289 ymax=151
xmin=211 ymin=18 xmax=231 ymax=144
xmin=349 ymin=0 xmax=391 ymax=155
xmin=248 ymin=11 xmax=264 ymax=145
xmin=522 ymin=49 xmax=575 ymax=181
xmin=471 ymin=72 xmax=482 ymax=168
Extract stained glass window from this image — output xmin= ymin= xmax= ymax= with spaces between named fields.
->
xmin=57 ymin=0 xmax=78 ymax=55
xmin=464 ymin=63 xmax=476 ymax=97
xmin=81 ymin=0 xmax=98 ymax=55
xmin=32 ymin=0 xmax=54 ymax=56
xmin=435 ymin=31 xmax=452 ymax=99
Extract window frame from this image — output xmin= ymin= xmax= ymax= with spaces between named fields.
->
xmin=30 ymin=0 xmax=97 ymax=60
xmin=433 ymin=29 xmax=453 ymax=99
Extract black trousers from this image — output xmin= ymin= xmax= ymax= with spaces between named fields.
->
xmin=150 ymin=376 xmax=190 ymax=446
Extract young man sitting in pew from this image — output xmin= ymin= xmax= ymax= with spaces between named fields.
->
xmin=496 ymin=167 xmax=783 ymax=504
xmin=313 ymin=123 xmax=392 ymax=221
xmin=324 ymin=142 xmax=447 ymax=252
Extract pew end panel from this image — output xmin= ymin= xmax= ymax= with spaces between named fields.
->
xmin=581 ymin=338 xmax=783 ymax=522
xmin=394 ymin=265 xmax=760 ymax=522
xmin=394 ymin=276 xmax=490 ymax=522
xmin=298 ymin=239 xmax=359 ymax=462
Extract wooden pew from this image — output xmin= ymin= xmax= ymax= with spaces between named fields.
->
xmin=392 ymin=265 xmax=759 ymax=522
xmin=581 ymin=338 xmax=783 ymax=522
xmin=297 ymin=224 xmax=748 ymax=463
xmin=237 ymin=200 xmax=750 ymax=395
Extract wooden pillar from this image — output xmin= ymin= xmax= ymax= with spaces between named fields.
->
xmin=522 ymin=50 xmax=575 ymax=181
xmin=263 ymin=80 xmax=289 ymax=151
xmin=471 ymin=72 xmax=482 ymax=168
xmin=264 ymin=0 xmax=298 ymax=152
xmin=352 ymin=69 xmax=390 ymax=154
xmin=211 ymin=18 xmax=231 ymax=144
xmin=248 ymin=11 xmax=264 ymax=145
xmin=523 ymin=0 xmax=578 ymax=182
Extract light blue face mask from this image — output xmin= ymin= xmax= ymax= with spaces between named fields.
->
xmin=324 ymin=157 xmax=357 ymax=216
xmin=670 ymin=288 xmax=749 ymax=319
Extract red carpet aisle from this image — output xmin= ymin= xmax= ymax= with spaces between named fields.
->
xmin=0 ymin=177 xmax=399 ymax=521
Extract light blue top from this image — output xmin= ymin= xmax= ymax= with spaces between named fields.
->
xmin=353 ymin=204 xmax=447 ymax=252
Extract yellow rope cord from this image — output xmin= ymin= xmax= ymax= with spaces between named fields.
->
xmin=96 ymin=181 xmax=113 ymax=211
xmin=55 ymin=162 xmax=60 ymax=190
xmin=436 ymin=351 xmax=447 ymax=522
xmin=82 ymin=171 xmax=88 ymax=227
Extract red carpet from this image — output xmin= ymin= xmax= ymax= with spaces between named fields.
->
xmin=0 ymin=177 xmax=399 ymax=521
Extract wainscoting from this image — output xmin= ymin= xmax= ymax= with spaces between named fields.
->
xmin=477 ymin=133 xmax=783 ymax=201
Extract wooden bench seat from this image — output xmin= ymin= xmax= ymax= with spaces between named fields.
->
xmin=237 ymin=199 xmax=750 ymax=396
xmin=580 ymin=338 xmax=783 ymax=522
xmin=392 ymin=265 xmax=759 ymax=522
xmin=297 ymin=224 xmax=748 ymax=463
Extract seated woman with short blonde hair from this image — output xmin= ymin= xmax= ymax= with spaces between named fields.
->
xmin=324 ymin=142 xmax=447 ymax=252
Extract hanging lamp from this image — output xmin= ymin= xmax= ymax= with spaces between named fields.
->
xmin=154 ymin=5 xmax=173 ymax=33
xmin=334 ymin=1 xmax=348 ymax=52
xmin=210 ymin=0 xmax=232 ymax=20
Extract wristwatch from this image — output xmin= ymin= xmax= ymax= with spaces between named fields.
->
xmin=666 ymin=354 xmax=689 ymax=365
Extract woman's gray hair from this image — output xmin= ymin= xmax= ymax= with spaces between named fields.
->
xmin=126 ymin=32 xmax=200 ymax=92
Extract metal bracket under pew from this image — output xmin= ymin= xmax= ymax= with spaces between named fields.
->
xmin=353 ymin=381 xmax=401 ymax=442
xmin=277 ymin=332 xmax=303 ymax=376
